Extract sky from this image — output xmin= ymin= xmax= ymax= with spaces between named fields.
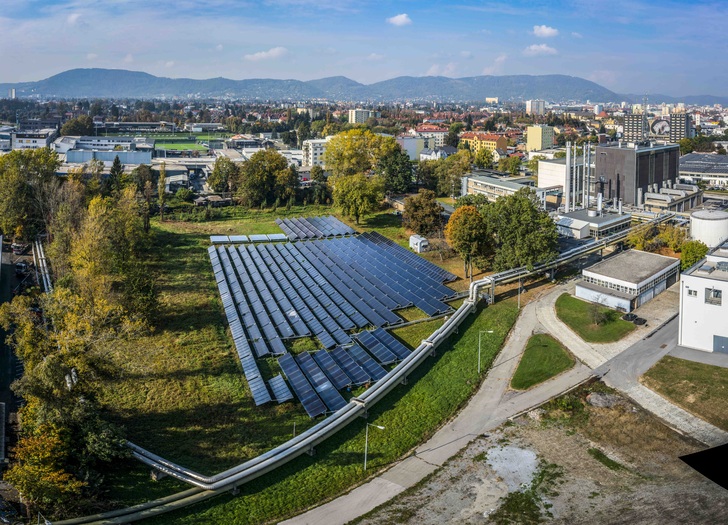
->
xmin=1 ymin=0 xmax=726 ymax=97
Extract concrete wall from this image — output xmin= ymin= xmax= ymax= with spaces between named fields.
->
xmin=575 ymin=284 xmax=632 ymax=312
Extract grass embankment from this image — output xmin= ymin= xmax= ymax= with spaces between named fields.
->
xmin=555 ymin=293 xmax=635 ymax=343
xmin=155 ymin=142 xmax=209 ymax=151
xmin=642 ymin=356 xmax=728 ymax=431
xmin=510 ymin=334 xmax=575 ymax=390
xmin=145 ymin=300 xmax=518 ymax=524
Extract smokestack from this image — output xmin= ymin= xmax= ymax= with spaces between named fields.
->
xmin=618 ymin=199 xmax=622 ymax=215
xmin=564 ymin=141 xmax=571 ymax=213
xmin=572 ymin=143 xmax=578 ymax=212
xmin=637 ymin=188 xmax=643 ymax=206
xmin=597 ymin=193 xmax=603 ymax=214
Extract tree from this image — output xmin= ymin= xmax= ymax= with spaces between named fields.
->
xmin=310 ymin=165 xmax=325 ymax=183
xmin=416 ymin=160 xmax=439 ymax=191
xmin=657 ymin=224 xmax=687 ymax=252
xmin=680 ymin=240 xmax=708 ymax=270
xmin=108 ymin=155 xmax=124 ymax=195
xmin=445 ymin=122 xmax=464 ymax=148
xmin=377 ymin=147 xmax=412 ymax=194
xmin=526 ymin=155 xmax=546 ymax=175
xmin=238 ymin=149 xmax=289 ymax=207
xmin=436 ymin=150 xmax=472 ymax=197
xmin=474 ymin=148 xmax=493 ymax=169
xmin=274 ymin=165 xmax=299 ymax=203
xmin=498 ymin=156 xmax=522 ymax=176
xmin=330 ymin=173 xmax=384 ymax=224
xmin=627 ymin=224 xmax=658 ymax=251
xmin=323 ymin=129 xmax=398 ymax=177
xmin=158 ymin=162 xmax=166 ymax=222
xmin=484 ymin=188 xmax=558 ymax=271
xmin=403 ymin=189 xmax=443 ymax=236
xmin=60 ymin=115 xmax=94 ymax=136
xmin=445 ymin=205 xmax=490 ymax=281
xmin=208 ymin=156 xmax=239 ymax=193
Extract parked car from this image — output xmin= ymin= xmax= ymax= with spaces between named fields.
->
xmin=11 ymin=242 xmax=29 ymax=255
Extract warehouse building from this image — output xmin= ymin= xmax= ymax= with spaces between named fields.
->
xmin=575 ymin=249 xmax=679 ymax=312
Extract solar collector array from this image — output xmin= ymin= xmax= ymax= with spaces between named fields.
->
xmin=278 ymin=353 xmax=327 ymax=418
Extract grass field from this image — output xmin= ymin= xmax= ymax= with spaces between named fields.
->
xmin=555 ymin=293 xmax=635 ymax=343
xmin=510 ymin=334 xmax=574 ymax=390
xmin=146 ymin=300 xmax=518 ymax=524
xmin=89 ymin=201 xmax=516 ymax=522
xmin=642 ymin=356 xmax=728 ymax=431
xmin=155 ymin=142 xmax=209 ymax=151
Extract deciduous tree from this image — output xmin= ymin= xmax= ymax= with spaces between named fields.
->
xmin=238 ymin=149 xmax=289 ymax=207
xmin=377 ymin=147 xmax=412 ymax=194
xmin=403 ymin=189 xmax=443 ymax=236
xmin=680 ymin=240 xmax=708 ymax=270
xmin=323 ymin=129 xmax=398 ymax=177
xmin=445 ymin=205 xmax=490 ymax=281
xmin=330 ymin=173 xmax=384 ymax=224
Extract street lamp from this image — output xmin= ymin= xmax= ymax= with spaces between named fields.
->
xmin=478 ymin=330 xmax=495 ymax=374
xmin=364 ymin=423 xmax=385 ymax=471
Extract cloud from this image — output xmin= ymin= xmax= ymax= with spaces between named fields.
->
xmin=215 ymin=44 xmax=223 ymax=51
xmin=426 ymin=62 xmax=457 ymax=77
xmin=532 ymin=25 xmax=558 ymax=37
xmin=523 ymin=44 xmax=557 ymax=56
xmin=386 ymin=13 xmax=412 ymax=26
xmin=571 ymin=32 xmax=583 ymax=38
xmin=123 ymin=53 xmax=134 ymax=63
xmin=244 ymin=46 xmax=288 ymax=61
xmin=482 ymin=53 xmax=507 ymax=75
xmin=366 ymin=53 xmax=383 ymax=61
xmin=86 ymin=53 xmax=98 ymax=60
xmin=67 ymin=13 xmax=82 ymax=25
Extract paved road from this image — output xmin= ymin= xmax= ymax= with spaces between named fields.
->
xmin=283 ymin=283 xmax=728 ymax=525
xmin=282 ymin=291 xmax=591 ymax=525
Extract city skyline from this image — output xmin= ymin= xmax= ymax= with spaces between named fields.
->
xmin=2 ymin=0 xmax=726 ymax=97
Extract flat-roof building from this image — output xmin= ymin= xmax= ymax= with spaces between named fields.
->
xmin=526 ymin=125 xmax=554 ymax=152
xmin=576 ymin=249 xmax=680 ymax=312
xmin=679 ymin=243 xmax=728 ymax=353
xmin=555 ymin=209 xmax=632 ymax=240
xmin=679 ymin=153 xmax=728 ymax=187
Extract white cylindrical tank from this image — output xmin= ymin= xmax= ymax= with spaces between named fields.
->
xmin=691 ymin=210 xmax=728 ymax=247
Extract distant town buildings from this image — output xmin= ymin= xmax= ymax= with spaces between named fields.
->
xmin=302 ymin=137 xmax=331 ymax=167
xmin=348 ymin=109 xmax=379 ymax=124
xmin=11 ymin=129 xmax=57 ymax=150
xmin=623 ymin=113 xmax=648 ymax=142
xmin=669 ymin=112 xmax=692 ymax=143
xmin=419 ymin=146 xmax=457 ymax=161
xmin=526 ymin=125 xmax=554 ymax=152
xmin=526 ymin=99 xmax=546 ymax=116
xmin=459 ymin=132 xmax=508 ymax=154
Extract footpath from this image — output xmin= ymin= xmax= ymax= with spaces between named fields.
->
xmin=283 ymin=282 xmax=728 ymax=525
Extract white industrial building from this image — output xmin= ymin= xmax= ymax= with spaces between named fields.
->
xmin=679 ymin=243 xmax=728 ymax=353
xmin=11 ymin=129 xmax=57 ymax=150
xmin=575 ymin=250 xmax=680 ymax=312
xmin=556 ymin=208 xmax=632 ymax=240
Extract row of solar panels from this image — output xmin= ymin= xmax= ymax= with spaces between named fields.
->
xmin=209 ymin=246 xmax=272 ymax=406
xmin=361 ymin=231 xmax=457 ymax=283
xmin=277 ymin=328 xmax=412 ymax=417
xmin=312 ymin=236 xmax=456 ymax=317
xmin=210 ymin=233 xmax=289 ymax=244
xmin=275 ymin=215 xmax=355 ymax=241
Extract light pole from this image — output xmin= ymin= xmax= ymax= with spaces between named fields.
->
xmin=478 ymin=330 xmax=494 ymax=374
xmin=364 ymin=423 xmax=385 ymax=471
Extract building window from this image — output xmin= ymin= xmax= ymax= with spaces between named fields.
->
xmin=705 ymin=288 xmax=722 ymax=306
xmin=687 ymin=289 xmax=697 ymax=297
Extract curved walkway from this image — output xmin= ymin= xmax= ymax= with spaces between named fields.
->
xmin=281 ymin=291 xmax=592 ymax=525
xmin=284 ymin=282 xmax=728 ymax=525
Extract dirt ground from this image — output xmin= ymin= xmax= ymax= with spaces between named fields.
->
xmin=353 ymin=384 xmax=728 ymax=525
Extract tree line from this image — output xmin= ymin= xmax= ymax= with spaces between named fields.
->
xmin=0 ymin=149 xmax=157 ymax=517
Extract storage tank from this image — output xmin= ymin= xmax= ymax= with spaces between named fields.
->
xmin=690 ymin=210 xmax=728 ymax=248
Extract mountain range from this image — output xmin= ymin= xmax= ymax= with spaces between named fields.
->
xmin=1 ymin=69 xmax=726 ymax=105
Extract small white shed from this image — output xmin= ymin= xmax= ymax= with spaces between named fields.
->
xmin=409 ymin=234 xmax=429 ymax=253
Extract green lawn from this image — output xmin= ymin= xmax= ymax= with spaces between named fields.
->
xmin=146 ymin=300 xmax=518 ymax=524
xmin=156 ymin=142 xmax=209 ymax=151
xmin=555 ymin=293 xmax=635 ymax=343
xmin=642 ymin=356 xmax=728 ymax=431
xmin=510 ymin=334 xmax=575 ymax=390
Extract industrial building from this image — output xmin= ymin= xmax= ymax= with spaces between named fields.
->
xmin=555 ymin=208 xmax=632 ymax=240
xmin=679 ymin=153 xmax=728 ymax=187
xmin=642 ymin=183 xmax=703 ymax=213
xmin=576 ymin=249 xmax=680 ymax=312
xmin=461 ymin=173 xmax=552 ymax=206
xmin=594 ymin=142 xmax=680 ymax=207
xmin=678 ymin=242 xmax=728 ymax=353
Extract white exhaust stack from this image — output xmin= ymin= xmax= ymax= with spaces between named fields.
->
xmin=618 ymin=199 xmax=622 ymax=215
xmin=597 ymin=193 xmax=603 ymax=215
xmin=564 ymin=141 xmax=571 ymax=213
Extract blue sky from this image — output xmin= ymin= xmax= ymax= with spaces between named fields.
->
xmin=1 ymin=0 xmax=725 ymax=96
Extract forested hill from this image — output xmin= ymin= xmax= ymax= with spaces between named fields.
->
xmin=1 ymin=69 xmax=622 ymax=102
